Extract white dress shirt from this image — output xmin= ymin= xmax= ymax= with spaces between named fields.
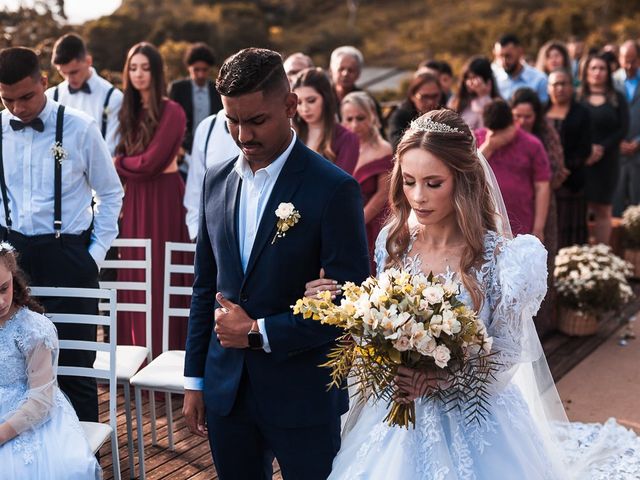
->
xmin=45 ymin=67 xmax=123 ymax=156
xmin=191 ymin=80 xmax=211 ymax=135
xmin=184 ymin=110 xmax=240 ymax=239
xmin=0 ymin=98 xmax=124 ymax=264
xmin=183 ymin=131 xmax=297 ymax=391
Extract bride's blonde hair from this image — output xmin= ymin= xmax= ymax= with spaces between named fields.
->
xmin=385 ymin=109 xmax=497 ymax=310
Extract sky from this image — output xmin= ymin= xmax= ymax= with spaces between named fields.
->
xmin=0 ymin=0 xmax=122 ymax=24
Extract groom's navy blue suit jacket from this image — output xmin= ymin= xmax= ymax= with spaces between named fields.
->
xmin=185 ymin=139 xmax=370 ymax=428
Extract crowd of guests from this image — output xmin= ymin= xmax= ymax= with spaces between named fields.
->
xmin=1 ymin=28 xmax=640 ymax=475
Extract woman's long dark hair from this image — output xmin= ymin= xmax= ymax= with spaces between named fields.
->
xmin=450 ymin=56 xmax=499 ymax=114
xmin=577 ymin=53 xmax=619 ymax=107
xmin=510 ymin=87 xmax=546 ymax=138
xmin=116 ymin=42 xmax=166 ymax=155
xmin=292 ymin=67 xmax=338 ymax=162
xmin=0 ymin=247 xmax=44 ymax=314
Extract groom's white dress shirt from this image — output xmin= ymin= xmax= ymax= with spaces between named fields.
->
xmin=184 ymin=131 xmax=297 ymax=391
xmin=0 ymin=98 xmax=123 ymax=264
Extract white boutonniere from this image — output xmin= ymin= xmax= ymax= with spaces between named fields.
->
xmin=272 ymin=202 xmax=301 ymax=244
xmin=51 ymin=141 xmax=68 ymax=165
xmin=0 ymin=241 xmax=15 ymax=252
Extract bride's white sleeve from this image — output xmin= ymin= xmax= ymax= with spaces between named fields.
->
xmin=488 ymin=234 xmax=548 ymax=388
xmin=4 ymin=313 xmax=58 ymax=435
xmin=374 ymin=225 xmax=391 ymax=277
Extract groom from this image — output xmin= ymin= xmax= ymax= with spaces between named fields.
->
xmin=183 ymin=48 xmax=370 ymax=479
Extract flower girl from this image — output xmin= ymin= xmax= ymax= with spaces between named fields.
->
xmin=0 ymin=243 xmax=101 ymax=479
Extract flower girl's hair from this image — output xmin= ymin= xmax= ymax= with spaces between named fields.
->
xmin=385 ymin=109 xmax=497 ymax=310
xmin=0 ymin=243 xmax=44 ymax=314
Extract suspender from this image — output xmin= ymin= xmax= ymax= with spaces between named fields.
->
xmin=0 ymin=106 xmax=65 ymax=236
xmin=101 ymin=86 xmax=115 ymax=138
xmin=54 ymin=106 xmax=65 ymax=237
xmin=204 ymin=115 xmax=217 ymax=159
xmin=0 ymin=117 xmax=10 ymax=232
xmin=53 ymin=86 xmax=59 ymax=102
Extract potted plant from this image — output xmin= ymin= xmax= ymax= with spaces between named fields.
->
xmin=621 ymin=204 xmax=640 ymax=278
xmin=554 ymin=244 xmax=633 ymax=336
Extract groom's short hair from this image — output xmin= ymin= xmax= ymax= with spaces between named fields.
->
xmin=216 ymin=48 xmax=289 ymax=97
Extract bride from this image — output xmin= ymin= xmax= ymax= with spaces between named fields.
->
xmin=306 ymin=109 xmax=640 ymax=479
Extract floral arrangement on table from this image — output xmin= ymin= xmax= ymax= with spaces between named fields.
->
xmin=621 ymin=205 xmax=640 ymax=277
xmin=554 ymin=245 xmax=633 ymax=330
xmin=293 ymin=268 xmax=498 ymax=428
xmin=621 ymin=205 xmax=640 ymax=248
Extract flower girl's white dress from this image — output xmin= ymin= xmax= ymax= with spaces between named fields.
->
xmin=0 ymin=307 xmax=101 ymax=479
xmin=328 ymin=229 xmax=640 ymax=480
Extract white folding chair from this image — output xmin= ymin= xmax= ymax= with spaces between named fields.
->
xmin=95 ymin=238 xmax=152 ymax=479
xmin=130 ymin=241 xmax=195 ymax=479
xmin=30 ymin=286 xmax=121 ymax=480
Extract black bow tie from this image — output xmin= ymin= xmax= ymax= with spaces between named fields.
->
xmin=10 ymin=118 xmax=45 ymax=132
xmin=68 ymin=82 xmax=91 ymax=94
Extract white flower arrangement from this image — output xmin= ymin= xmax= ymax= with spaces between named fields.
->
xmin=293 ymin=268 xmax=498 ymax=428
xmin=554 ymin=244 xmax=634 ymax=314
xmin=50 ymin=141 xmax=68 ymax=166
xmin=621 ymin=204 xmax=640 ymax=248
xmin=272 ymin=202 xmax=300 ymax=244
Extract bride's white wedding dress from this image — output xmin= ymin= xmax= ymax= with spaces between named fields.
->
xmin=329 ymin=228 xmax=640 ymax=479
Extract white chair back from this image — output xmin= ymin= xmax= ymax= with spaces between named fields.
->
xmin=30 ymin=286 xmax=120 ymax=480
xmin=99 ymin=238 xmax=153 ymax=358
xmin=162 ymin=242 xmax=196 ymax=353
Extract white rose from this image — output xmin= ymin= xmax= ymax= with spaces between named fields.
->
xmin=416 ymin=336 xmax=437 ymax=356
xmin=393 ymin=335 xmax=412 ymax=352
xmin=275 ymin=202 xmax=295 ymax=219
xmin=433 ymin=345 xmax=451 ymax=368
xmin=422 ymin=285 xmax=445 ymax=304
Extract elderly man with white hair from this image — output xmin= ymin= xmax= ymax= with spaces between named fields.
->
xmin=283 ymin=52 xmax=314 ymax=87
xmin=329 ymin=45 xmax=364 ymax=102
xmin=329 ymin=45 xmax=386 ymax=134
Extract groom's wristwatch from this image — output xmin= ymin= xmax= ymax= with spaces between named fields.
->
xmin=247 ymin=321 xmax=263 ymax=350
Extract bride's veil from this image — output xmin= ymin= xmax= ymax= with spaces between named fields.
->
xmin=477 ymin=149 xmax=573 ymax=476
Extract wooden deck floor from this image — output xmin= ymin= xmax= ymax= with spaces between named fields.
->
xmin=100 ymin=284 xmax=640 ymax=479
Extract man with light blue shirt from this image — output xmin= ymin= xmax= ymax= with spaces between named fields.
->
xmin=0 ymin=47 xmax=123 ymax=423
xmin=494 ymin=34 xmax=548 ymax=103
xmin=614 ymin=40 xmax=640 ymax=215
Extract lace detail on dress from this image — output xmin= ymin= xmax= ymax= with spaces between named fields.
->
xmin=12 ymin=429 xmax=42 ymax=465
xmin=409 ymin=401 xmax=451 ymax=480
xmin=557 ymin=419 xmax=640 ymax=480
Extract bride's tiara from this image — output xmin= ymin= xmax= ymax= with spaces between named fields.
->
xmin=0 ymin=242 xmax=15 ymax=253
xmin=410 ymin=117 xmax=462 ymax=135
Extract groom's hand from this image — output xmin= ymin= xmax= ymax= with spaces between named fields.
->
xmin=183 ymin=390 xmax=207 ymax=438
xmin=214 ymin=292 xmax=254 ymax=348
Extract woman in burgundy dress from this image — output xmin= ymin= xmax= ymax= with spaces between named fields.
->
xmin=292 ymin=67 xmax=359 ymax=175
xmin=114 ymin=42 xmax=190 ymax=358
xmin=341 ymin=91 xmax=393 ymax=273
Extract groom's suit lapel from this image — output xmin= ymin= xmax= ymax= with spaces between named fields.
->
xmin=242 ymin=140 xmax=308 ymax=283
xmin=223 ymin=165 xmax=244 ymax=279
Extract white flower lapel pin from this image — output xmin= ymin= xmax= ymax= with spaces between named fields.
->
xmin=51 ymin=141 xmax=68 ymax=166
xmin=272 ymin=202 xmax=301 ymax=244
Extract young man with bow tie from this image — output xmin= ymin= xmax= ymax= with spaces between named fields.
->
xmin=0 ymin=47 xmax=123 ymax=423
xmin=46 ymin=33 xmax=123 ymax=156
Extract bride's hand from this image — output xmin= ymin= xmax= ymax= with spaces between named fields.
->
xmin=304 ymin=268 xmax=342 ymax=298
xmin=394 ymin=366 xmax=450 ymax=403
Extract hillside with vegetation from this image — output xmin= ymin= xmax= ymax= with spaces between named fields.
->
xmin=2 ymin=0 xmax=640 ymax=93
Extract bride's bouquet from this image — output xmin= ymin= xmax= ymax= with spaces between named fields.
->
xmin=293 ymin=268 xmax=498 ymax=428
